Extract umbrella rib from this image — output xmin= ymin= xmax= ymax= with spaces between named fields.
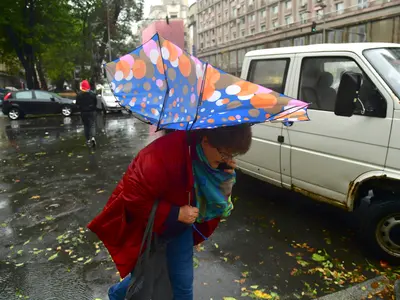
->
xmin=189 ymin=62 xmax=209 ymax=131
xmin=155 ymin=33 xmax=170 ymax=132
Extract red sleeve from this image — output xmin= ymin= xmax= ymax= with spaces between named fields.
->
xmin=120 ymin=150 xmax=172 ymax=235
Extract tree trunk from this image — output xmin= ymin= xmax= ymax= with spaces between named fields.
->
xmin=36 ymin=57 xmax=48 ymax=90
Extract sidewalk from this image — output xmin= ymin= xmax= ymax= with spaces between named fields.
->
xmin=316 ymin=277 xmax=399 ymax=300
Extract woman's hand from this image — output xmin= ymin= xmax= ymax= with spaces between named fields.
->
xmin=224 ymin=159 xmax=237 ymax=174
xmin=178 ymin=205 xmax=199 ymax=224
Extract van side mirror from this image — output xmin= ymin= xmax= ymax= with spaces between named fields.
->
xmin=334 ymin=72 xmax=362 ymax=117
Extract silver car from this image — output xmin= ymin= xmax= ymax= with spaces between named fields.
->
xmin=97 ymin=88 xmax=124 ymax=113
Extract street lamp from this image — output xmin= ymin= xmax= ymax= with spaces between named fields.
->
xmin=314 ymin=3 xmax=327 ymax=43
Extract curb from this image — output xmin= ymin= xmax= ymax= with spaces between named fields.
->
xmin=316 ymin=276 xmax=389 ymax=300
xmin=395 ymin=280 xmax=400 ymax=300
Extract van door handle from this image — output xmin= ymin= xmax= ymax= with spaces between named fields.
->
xmin=283 ymin=121 xmax=293 ymax=127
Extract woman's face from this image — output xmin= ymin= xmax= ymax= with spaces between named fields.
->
xmin=201 ymin=136 xmax=236 ymax=169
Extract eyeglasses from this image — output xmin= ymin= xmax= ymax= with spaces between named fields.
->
xmin=217 ymin=148 xmax=238 ymax=161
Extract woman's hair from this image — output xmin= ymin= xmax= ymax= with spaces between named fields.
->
xmin=197 ymin=124 xmax=252 ymax=155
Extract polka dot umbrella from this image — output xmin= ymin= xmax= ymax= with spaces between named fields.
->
xmin=104 ymin=33 xmax=310 ymax=130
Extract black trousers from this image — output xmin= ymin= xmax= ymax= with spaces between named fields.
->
xmin=81 ymin=111 xmax=96 ymax=141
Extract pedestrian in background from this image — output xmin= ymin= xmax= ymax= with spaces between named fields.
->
xmin=76 ymin=80 xmax=97 ymax=147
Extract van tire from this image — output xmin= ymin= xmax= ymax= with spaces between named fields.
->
xmin=361 ymin=198 xmax=400 ymax=265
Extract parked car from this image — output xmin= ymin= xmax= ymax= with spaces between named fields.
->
xmin=2 ymin=90 xmax=77 ymax=120
xmin=96 ymin=87 xmax=123 ymax=113
xmin=237 ymin=43 xmax=400 ymax=264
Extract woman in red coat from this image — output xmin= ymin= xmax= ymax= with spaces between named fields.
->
xmin=88 ymin=124 xmax=252 ymax=300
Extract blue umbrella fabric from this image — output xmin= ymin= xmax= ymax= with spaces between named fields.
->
xmin=104 ymin=33 xmax=309 ymax=130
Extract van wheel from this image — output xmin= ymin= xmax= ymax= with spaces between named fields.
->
xmin=61 ymin=105 xmax=72 ymax=117
xmin=8 ymin=108 xmax=21 ymax=120
xmin=361 ymin=198 xmax=400 ymax=265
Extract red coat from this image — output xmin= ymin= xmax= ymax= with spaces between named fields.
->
xmin=87 ymin=131 xmax=220 ymax=278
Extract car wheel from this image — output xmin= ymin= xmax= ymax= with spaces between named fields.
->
xmin=61 ymin=105 xmax=72 ymax=117
xmin=8 ymin=108 xmax=21 ymax=120
xmin=361 ymin=198 xmax=400 ymax=265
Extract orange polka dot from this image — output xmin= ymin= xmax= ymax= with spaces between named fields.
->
xmin=236 ymin=81 xmax=259 ymax=96
xmin=179 ymin=55 xmax=191 ymax=77
xmin=152 ymin=77 xmax=156 ymax=81
xmin=141 ymin=102 xmax=146 ymax=108
xmin=221 ymin=98 xmax=229 ymax=105
xmin=228 ymin=116 xmax=236 ymax=121
xmin=250 ymin=93 xmax=278 ymax=109
xmin=132 ymin=60 xmax=146 ymax=79
xmin=186 ymin=116 xmax=191 ymax=121
xmin=207 ymin=118 xmax=215 ymax=124
xmin=148 ymin=93 xmax=152 ymax=97
xmin=180 ymin=123 xmax=184 ymax=127
xmin=244 ymin=117 xmax=250 ymax=121
xmin=173 ymin=100 xmax=177 ymax=107
xmin=116 ymin=60 xmax=131 ymax=78
xmin=157 ymin=57 xmax=164 ymax=74
xmin=265 ymin=113 xmax=271 ymax=118
xmin=122 ymin=95 xmax=126 ymax=99
xmin=197 ymin=115 xmax=201 ymax=119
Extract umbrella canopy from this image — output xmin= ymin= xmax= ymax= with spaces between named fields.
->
xmin=104 ymin=33 xmax=309 ymax=130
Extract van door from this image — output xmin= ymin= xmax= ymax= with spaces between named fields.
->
xmin=285 ymin=51 xmax=393 ymax=207
xmin=237 ymin=54 xmax=295 ymax=187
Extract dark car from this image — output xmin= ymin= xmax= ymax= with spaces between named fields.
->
xmin=0 ymin=88 xmax=10 ymax=107
xmin=2 ymin=90 xmax=78 ymax=120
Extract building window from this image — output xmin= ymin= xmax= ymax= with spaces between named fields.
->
xmin=271 ymin=5 xmax=278 ymax=15
xmin=285 ymin=0 xmax=292 ymax=10
xmin=294 ymin=36 xmax=306 ymax=46
xmin=300 ymin=12 xmax=308 ymax=23
xmin=251 ymin=28 xmax=256 ymax=35
xmin=233 ymin=32 xmax=237 ymax=39
xmin=358 ymin=0 xmax=368 ymax=9
xmin=250 ymin=14 xmax=256 ymax=22
xmin=261 ymin=24 xmax=266 ymax=31
xmin=335 ymin=2 xmax=344 ymax=14
xmin=260 ymin=10 xmax=267 ymax=19
xmin=285 ymin=15 xmax=293 ymax=25
xmin=240 ymin=17 xmax=245 ymax=24
xmin=232 ymin=8 xmax=237 ymax=17
xmin=272 ymin=20 xmax=279 ymax=28
xmin=241 ymin=30 xmax=245 ymax=36
xmin=348 ymin=24 xmax=366 ymax=42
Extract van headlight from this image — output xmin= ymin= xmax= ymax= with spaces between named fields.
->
xmin=72 ymin=100 xmax=76 ymax=104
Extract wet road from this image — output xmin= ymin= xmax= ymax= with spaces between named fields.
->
xmin=0 ymin=113 xmax=383 ymax=300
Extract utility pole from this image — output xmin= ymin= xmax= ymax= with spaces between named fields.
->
xmin=106 ymin=0 xmax=112 ymax=61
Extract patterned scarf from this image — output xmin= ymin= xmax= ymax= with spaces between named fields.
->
xmin=192 ymin=143 xmax=236 ymax=223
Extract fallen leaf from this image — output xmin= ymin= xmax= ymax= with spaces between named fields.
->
xmin=15 ymin=263 xmax=24 ymax=267
xmin=45 ymin=215 xmax=55 ymax=221
xmin=370 ymin=281 xmax=380 ymax=289
xmin=222 ymin=297 xmax=237 ymax=300
xmin=30 ymin=195 xmax=40 ymax=200
xmin=77 ymin=257 xmax=84 ymax=262
xmin=1 ymin=223 xmax=7 ymax=228
xmin=17 ymin=250 xmax=23 ymax=255
xmin=97 ymin=190 xmax=105 ymax=194
xmin=23 ymin=239 xmax=31 ymax=245
xmin=48 ymin=253 xmax=58 ymax=261
xmin=214 ymin=243 xmax=219 ymax=249
xmin=250 ymin=285 xmax=259 ymax=289
xmin=380 ymin=260 xmax=389 ymax=268
xmin=84 ymin=258 xmax=92 ymax=264
xmin=312 ymin=253 xmax=326 ymax=262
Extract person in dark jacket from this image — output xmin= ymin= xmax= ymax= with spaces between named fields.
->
xmin=76 ymin=80 xmax=97 ymax=147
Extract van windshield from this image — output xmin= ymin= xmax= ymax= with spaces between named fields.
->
xmin=363 ymin=48 xmax=400 ymax=99
xmin=103 ymin=89 xmax=113 ymax=97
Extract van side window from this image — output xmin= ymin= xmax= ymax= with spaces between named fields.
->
xmin=299 ymin=57 xmax=386 ymax=118
xmin=247 ymin=59 xmax=289 ymax=94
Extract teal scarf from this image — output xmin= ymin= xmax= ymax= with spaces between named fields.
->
xmin=192 ymin=143 xmax=236 ymax=223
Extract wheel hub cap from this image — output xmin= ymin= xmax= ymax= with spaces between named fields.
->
xmin=377 ymin=214 xmax=400 ymax=257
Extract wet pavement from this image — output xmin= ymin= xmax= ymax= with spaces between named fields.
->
xmin=0 ymin=113 xmax=389 ymax=300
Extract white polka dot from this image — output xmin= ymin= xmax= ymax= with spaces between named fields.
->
xmin=153 ymin=110 xmax=160 ymax=116
xmin=147 ymin=101 xmax=150 ymax=104
xmin=161 ymin=47 xmax=170 ymax=60
xmin=149 ymin=49 xmax=159 ymax=64
xmin=225 ymin=84 xmax=241 ymax=95
xmin=111 ymin=82 xmax=116 ymax=90
xmin=207 ymin=91 xmax=221 ymax=102
xmin=171 ymin=59 xmax=179 ymax=68
xmin=115 ymin=85 xmax=122 ymax=93
xmin=125 ymin=70 xmax=133 ymax=81
xmin=200 ymin=108 xmax=206 ymax=112
xmin=196 ymin=64 xmax=203 ymax=78
xmin=216 ymin=99 xmax=226 ymax=106
xmin=114 ymin=70 xmax=124 ymax=81
xmin=185 ymin=109 xmax=188 ymax=113
xmin=238 ymin=94 xmax=254 ymax=101
xmin=159 ymin=96 xmax=162 ymax=99
xmin=211 ymin=109 xmax=215 ymax=113
xmin=218 ymin=111 xmax=228 ymax=114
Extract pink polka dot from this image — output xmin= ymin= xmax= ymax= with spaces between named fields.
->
xmin=156 ymin=79 xmax=163 ymax=87
xmin=236 ymin=115 xmax=241 ymax=120
xmin=190 ymin=94 xmax=196 ymax=103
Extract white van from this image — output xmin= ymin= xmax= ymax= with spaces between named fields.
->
xmin=237 ymin=43 xmax=400 ymax=264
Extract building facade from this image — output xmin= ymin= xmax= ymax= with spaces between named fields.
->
xmin=187 ymin=3 xmax=198 ymax=55
xmin=196 ymin=0 xmax=400 ymax=75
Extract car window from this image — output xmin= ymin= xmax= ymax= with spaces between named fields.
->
xmin=247 ymin=59 xmax=290 ymax=94
xmin=103 ymin=89 xmax=113 ymax=97
xmin=35 ymin=91 xmax=53 ymax=100
xmin=299 ymin=56 xmax=386 ymax=117
xmin=15 ymin=91 xmax=33 ymax=99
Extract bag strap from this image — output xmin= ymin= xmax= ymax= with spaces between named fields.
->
xmin=138 ymin=200 xmax=159 ymax=259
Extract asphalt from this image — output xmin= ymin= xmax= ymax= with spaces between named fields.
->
xmin=0 ymin=112 xmax=398 ymax=300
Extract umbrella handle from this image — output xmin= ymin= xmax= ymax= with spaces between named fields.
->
xmin=283 ymin=121 xmax=294 ymax=127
